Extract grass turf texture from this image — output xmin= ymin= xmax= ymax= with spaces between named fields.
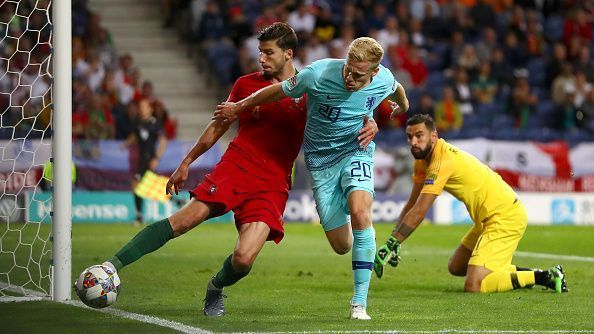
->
xmin=1 ymin=223 xmax=593 ymax=333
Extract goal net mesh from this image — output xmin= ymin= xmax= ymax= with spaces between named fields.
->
xmin=0 ymin=0 xmax=53 ymax=300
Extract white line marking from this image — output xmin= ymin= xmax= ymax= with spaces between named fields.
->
xmin=64 ymin=300 xmax=212 ymax=334
xmin=515 ymin=251 xmax=594 ymax=263
xmin=239 ymin=331 xmax=594 ymax=334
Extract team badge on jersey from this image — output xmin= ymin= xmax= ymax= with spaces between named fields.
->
xmin=424 ymin=173 xmax=437 ymax=185
xmin=365 ymin=96 xmax=376 ymax=110
xmin=287 ymin=76 xmax=297 ymax=91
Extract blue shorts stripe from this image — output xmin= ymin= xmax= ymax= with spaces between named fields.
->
xmin=352 ymin=261 xmax=373 ymax=271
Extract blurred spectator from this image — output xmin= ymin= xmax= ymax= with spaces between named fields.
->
xmin=305 ymin=35 xmax=329 ymax=65
xmin=507 ymin=71 xmax=537 ymax=128
xmin=551 ymin=63 xmax=575 ymax=105
xmin=471 ymin=62 xmax=498 ymax=105
xmin=410 ymin=0 xmax=439 ymax=21
xmin=545 ymin=42 xmax=568 ymax=88
xmin=475 ymin=27 xmax=498 ymax=63
xmin=457 ymin=44 xmax=480 ymax=77
xmin=573 ymin=45 xmax=594 ymax=82
xmin=434 ymin=87 xmax=463 ymax=132
xmin=563 ymin=7 xmax=592 ymax=47
xmin=452 ymin=67 xmax=474 ymax=115
xmin=329 ymin=24 xmax=355 ymax=59
xmin=401 ymin=46 xmax=428 ymax=88
xmin=313 ymin=7 xmax=336 ymax=43
xmin=366 ymin=2 xmax=389 ymax=32
xmin=153 ymin=101 xmax=178 ymax=140
xmin=388 ymin=30 xmax=411 ymax=69
xmin=288 ymin=2 xmax=315 ymax=35
xmin=576 ymin=89 xmax=594 ymax=130
xmin=417 ymin=93 xmax=435 ymax=117
xmin=524 ymin=10 xmax=544 ymax=56
xmin=421 ymin=2 xmax=445 ymax=42
xmin=469 ymin=0 xmax=496 ymax=28
xmin=409 ymin=19 xmax=426 ymax=48
xmin=568 ymin=71 xmax=593 ymax=109
xmin=557 ymin=84 xmax=578 ymax=131
xmin=228 ymin=7 xmax=252 ymax=47
xmin=198 ymin=1 xmax=228 ymax=47
xmin=376 ymin=16 xmax=399 ymax=52
xmin=84 ymin=94 xmax=116 ymax=140
xmin=503 ymin=30 xmax=528 ymax=68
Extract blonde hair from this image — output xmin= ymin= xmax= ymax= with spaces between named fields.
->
xmin=347 ymin=37 xmax=384 ymax=67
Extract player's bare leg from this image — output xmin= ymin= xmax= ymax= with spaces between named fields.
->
xmin=448 ymin=244 xmax=472 ymax=277
xmin=465 ymin=265 xmax=492 ymax=292
xmin=347 ymin=190 xmax=374 ymax=320
xmin=169 ymin=199 xmax=217 ymax=236
xmin=204 ymin=221 xmax=270 ymax=316
xmin=325 ymin=223 xmax=352 ymax=254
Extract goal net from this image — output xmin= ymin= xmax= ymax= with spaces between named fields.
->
xmin=0 ymin=0 xmax=66 ymax=302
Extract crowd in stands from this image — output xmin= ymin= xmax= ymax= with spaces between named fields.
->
xmin=166 ymin=0 xmax=594 ymax=145
xmin=0 ymin=0 xmax=177 ymax=141
xmin=72 ymin=0 xmax=177 ymax=141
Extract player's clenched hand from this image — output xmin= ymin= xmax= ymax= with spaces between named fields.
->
xmin=212 ymin=102 xmax=241 ymax=122
xmin=166 ymin=162 xmax=190 ymax=195
xmin=358 ymin=116 xmax=378 ymax=149
xmin=373 ymin=236 xmax=401 ymax=278
xmin=389 ymin=101 xmax=403 ymax=119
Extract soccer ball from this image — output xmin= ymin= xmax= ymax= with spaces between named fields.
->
xmin=74 ymin=265 xmax=121 ymax=308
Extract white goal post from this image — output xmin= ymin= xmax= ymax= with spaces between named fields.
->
xmin=52 ymin=0 xmax=72 ymax=302
xmin=0 ymin=0 xmax=71 ymax=302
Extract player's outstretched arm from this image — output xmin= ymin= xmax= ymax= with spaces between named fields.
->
xmin=213 ymin=83 xmax=287 ymax=121
xmin=375 ymin=183 xmax=431 ymax=278
xmin=166 ymin=119 xmax=232 ymax=195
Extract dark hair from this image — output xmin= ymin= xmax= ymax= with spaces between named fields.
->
xmin=257 ymin=22 xmax=298 ymax=53
xmin=406 ymin=114 xmax=436 ymax=132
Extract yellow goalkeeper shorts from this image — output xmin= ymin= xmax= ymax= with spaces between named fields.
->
xmin=461 ymin=200 xmax=528 ymax=272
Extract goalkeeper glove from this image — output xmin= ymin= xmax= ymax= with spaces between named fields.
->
xmin=373 ymin=236 xmax=401 ymax=278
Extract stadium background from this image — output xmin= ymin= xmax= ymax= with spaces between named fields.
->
xmin=2 ymin=0 xmax=593 ymax=225
xmin=1 ymin=1 xmax=594 ymax=333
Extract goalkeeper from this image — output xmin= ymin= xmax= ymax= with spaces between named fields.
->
xmin=374 ymin=114 xmax=568 ymax=293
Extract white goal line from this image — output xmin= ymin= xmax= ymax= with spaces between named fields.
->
xmin=64 ymin=300 xmax=212 ymax=334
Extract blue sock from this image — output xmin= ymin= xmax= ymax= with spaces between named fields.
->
xmin=351 ymin=226 xmax=375 ymax=307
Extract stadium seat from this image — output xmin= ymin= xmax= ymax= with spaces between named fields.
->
xmin=387 ymin=128 xmax=407 ymax=145
xmin=525 ymin=127 xmax=562 ymax=142
xmin=527 ymin=59 xmax=546 ymax=86
xmin=543 ymin=16 xmax=564 ymax=42
xmin=491 ymin=114 xmax=515 ymax=129
xmin=563 ymin=129 xmax=590 ymax=146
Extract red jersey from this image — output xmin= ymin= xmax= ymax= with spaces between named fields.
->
xmin=222 ymin=72 xmax=306 ymax=190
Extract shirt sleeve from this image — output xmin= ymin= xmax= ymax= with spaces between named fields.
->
xmin=420 ymin=152 xmax=453 ymax=195
xmin=281 ymin=65 xmax=315 ymax=98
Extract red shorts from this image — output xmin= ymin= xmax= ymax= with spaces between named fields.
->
xmin=190 ymin=159 xmax=288 ymax=243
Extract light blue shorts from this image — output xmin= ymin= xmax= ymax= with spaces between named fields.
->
xmin=310 ymin=154 xmax=375 ymax=232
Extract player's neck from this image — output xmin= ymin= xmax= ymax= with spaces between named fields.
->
xmin=272 ymin=64 xmax=297 ymax=83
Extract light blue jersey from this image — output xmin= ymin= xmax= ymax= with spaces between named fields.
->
xmin=281 ymin=59 xmax=398 ymax=171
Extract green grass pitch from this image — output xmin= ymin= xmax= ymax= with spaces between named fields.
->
xmin=1 ymin=223 xmax=593 ymax=333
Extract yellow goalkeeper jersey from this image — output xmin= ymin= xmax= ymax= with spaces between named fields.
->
xmin=413 ymin=138 xmax=517 ymax=226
